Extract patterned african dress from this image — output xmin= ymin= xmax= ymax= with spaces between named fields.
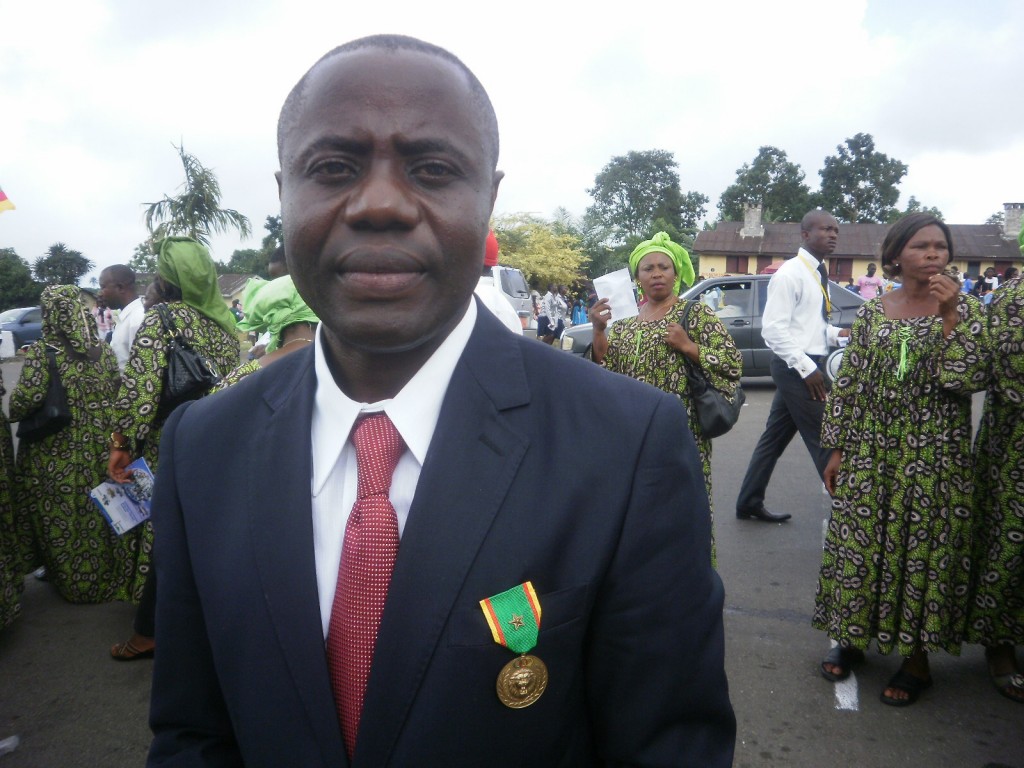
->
xmin=212 ymin=359 xmax=262 ymax=392
xmin=967 ymin=277 xmax=1024 ymax=647
xmin=112 ymin=302 xmax=240 ymax=600
xmin=9 ymin=292 xmax=125 ymax=604
xmin=0 ymin=367 xmax=23 ymax=628
xmin=602 ymin=300 xmax=743 ymax=565
xmin=813 ymin=296 xmax=989 ymax=656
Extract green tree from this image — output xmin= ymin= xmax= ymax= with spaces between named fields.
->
xmin=985 ymin=211 xmax=1005 ymax=227
xmin=585 ymin=150 xmax=708 ymax=248
xmin=261 ymin=215 xmax=282 ymax=252
xmin=817 ymin=133 xmax=907 ymax=223
xmin=128 ymin=241 xmax=158 ymax=273
xmin=885 ymin=195 xmax=944 ymax=223
xmin=717 ymin=146 xmax=813 ymax=222
xmin=224 ymin=248 xmax=266 ymax=276
xmin=491 ymin=214 xmax=588 ymax=289
xmin=144 ymin=144 xmax=252 ymax=247
xmin=33 ymin=243 xmax=93 ymax=286
xmin=0 ymin=248 xmax=42 ymax=308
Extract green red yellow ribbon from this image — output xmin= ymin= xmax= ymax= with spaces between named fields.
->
xmin=479 ymin=582 xmax=542 ymax=654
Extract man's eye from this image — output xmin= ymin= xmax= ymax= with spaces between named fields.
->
xmin=310 ymin=159 xmax=356 ymax=177
xmin=412 ymin=161 xmax=455 ymax=180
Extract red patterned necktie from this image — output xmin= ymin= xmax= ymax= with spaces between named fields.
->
xmin=326 ymin=413 xmax=404 ymax=757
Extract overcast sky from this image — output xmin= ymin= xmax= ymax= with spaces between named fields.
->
xmin=1 ymin=0 xmax=1022 ymax=284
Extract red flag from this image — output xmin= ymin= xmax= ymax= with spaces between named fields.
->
xmin=0 ymin=187 xmax=14 ymax=213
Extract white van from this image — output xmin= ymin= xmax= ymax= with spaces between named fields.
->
xmin=488 ymin=265 xmax=536 ymax=331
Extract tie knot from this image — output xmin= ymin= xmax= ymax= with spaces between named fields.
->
xmin=353 ymin=413 xmax=405 ymax=499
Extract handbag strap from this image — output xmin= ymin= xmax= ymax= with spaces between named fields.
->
xmin=155 ymin=303 xmax=183 ymax=344
xmin=677 ymin=301 xmax=705 ymax=384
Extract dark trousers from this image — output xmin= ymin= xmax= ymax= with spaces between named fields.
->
xmin=736 ymin=355 xmax=832 ymax=513
xmin=134 ymin=567 xmax=156 ymax=637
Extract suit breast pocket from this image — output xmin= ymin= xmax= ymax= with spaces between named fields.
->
xmin=446 ymin=583 xmax=590 ymax=648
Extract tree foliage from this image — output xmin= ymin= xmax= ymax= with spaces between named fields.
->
xmin=717 ymin=146 xmax=813 ymax=222
xmin=33 ymin=243 xmax=93 ymax=286
xmin=886 ymin=195 xmax=944 ymax=223
xmin=585 ymin=150 xmax=708 ymax=248
xmin=222 ymin=216 xmax=284 ymax=277
xmin=128 ymin=241 xmax=158 ymax=273
xmin=985 ymin=211 xmax=1005 ymax=227
xmin=491 ymin=214 xmax=588 ymax=289
xmin=817 ymin=133 xmax=907 ymax=223
xmin=144 ymin=144 xmax=252 ymax=248
xmin=0 ymin=248 xmax=42 ymax=308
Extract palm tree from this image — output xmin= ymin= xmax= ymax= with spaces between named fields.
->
xmin=144 ymin=144 xmax=252 ymax=247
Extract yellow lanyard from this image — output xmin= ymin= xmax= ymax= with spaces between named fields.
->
xmin=799 ymin=256 xmax=831 ymax=316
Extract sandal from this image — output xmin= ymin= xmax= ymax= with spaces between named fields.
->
xmin=991 ymin=672 xmax=1024 ymax=704
xmin=880 ymin=668 xmax=932 ymax=707
xmin=820 ymin=646 xmax=865 ymax=682
xmin=110 ymin=639 xmax=155 ymax=662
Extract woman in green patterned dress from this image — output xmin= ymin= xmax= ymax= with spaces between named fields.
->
xmin=590 ymin=232 xmax=743 ymax=565
xmin=108 ymin=238 xmax=239 ymax=659
xmin=967 ymin=268 xmax=1024 ymax=703
xmin=0 ymin=363 xmax=23 ymax=628
xmin=814 ymin=213 xmax=989 ymax=706
xmin=9 ymin=285 xmax=125 ymax=603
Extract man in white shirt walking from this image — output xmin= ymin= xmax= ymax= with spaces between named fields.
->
xmin=100 ymin=264 xmax=145 ymax=373
xmin=735 ymin=210 xmax=850 ymax=523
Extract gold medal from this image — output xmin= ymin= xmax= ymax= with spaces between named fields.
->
xmin=496 ymin=654 xmax=548 ymax=709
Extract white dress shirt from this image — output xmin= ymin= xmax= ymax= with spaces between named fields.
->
xmin=761 ymin=247 xmax=843 ymax=379
xmin=109 ymin=297 xmax=145 ymax=373
xmin=310 ymin=300 xmax=477 ymax=638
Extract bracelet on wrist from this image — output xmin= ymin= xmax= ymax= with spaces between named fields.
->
xmin=109 ymin=432 xmax=130 ymax=451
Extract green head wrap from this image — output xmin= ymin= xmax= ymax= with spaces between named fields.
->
xmin=155 ymin=237 xmax=237 ymax=335
xmin=235 ymin=275 xmax=319 ymax=352
xmin=628 ymin=232 xmax=695 ymax=296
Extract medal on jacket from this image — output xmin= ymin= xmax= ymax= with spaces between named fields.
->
xmin=479 ymin=581 xmax=548 ymax=709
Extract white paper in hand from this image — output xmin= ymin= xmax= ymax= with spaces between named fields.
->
xmin=593 ymin=268 xmax=639 ymax=323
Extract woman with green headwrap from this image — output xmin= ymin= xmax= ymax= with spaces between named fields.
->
xmin=590 ymin=232 xmax=742 ymax=564
xmin=108 ymin=239 xmax=239 ymax=658
xmin=8 ymin=285 xmax=125 ymax=603
xmin=216 ymin=274 xmax=319 ymax=389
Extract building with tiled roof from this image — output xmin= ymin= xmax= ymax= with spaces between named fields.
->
xmin=694 ymin=202 xmax=1023 ymax=282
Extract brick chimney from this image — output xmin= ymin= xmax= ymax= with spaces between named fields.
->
xmin=740 ymin=203 xmax=764 ymax=238
xmin=1004 ymin=203 xmax=1024 ymax=239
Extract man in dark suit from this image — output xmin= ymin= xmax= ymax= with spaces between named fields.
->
xmin=147 ymin=35 xmax=734 ymax=767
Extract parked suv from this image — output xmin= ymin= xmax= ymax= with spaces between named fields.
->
xmin=560 ymin=275 xmax=864 ymax=377
xmin=0 ymin=306 xmax=43 ymax=350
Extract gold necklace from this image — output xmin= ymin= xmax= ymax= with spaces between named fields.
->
xmin=279 ymin=337 xmax=313 ymax=350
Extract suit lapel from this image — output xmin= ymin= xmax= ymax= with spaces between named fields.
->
xmin=248 ymin=350 xmax=348 ymax=767
xmin=354 ymin=314 xmax=531 ymax=765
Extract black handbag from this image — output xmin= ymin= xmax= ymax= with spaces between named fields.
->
xmin=680 ymin=301 xmax=746 ymax=439
xmin=155 ymin=303 xmax=221 ymax=416
xmin=16 ymin=347 xmax=72 ymax=442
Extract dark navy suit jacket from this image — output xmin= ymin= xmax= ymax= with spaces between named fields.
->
xmin=147 ymin=307 xmax=735 ymax=767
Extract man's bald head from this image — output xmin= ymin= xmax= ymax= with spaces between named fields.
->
xmin=277 ymin=34 xmax=500 ymax=169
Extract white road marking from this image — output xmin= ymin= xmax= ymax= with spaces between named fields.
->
xmin=828 ymin=640 xmax=860 ymax=711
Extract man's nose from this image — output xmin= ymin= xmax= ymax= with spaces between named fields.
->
xmin=344 ymin=163 xmax=419 ymax=229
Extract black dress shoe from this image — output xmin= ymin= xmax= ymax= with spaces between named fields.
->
xmin=736 ymin=507 xmax=791 ymax=522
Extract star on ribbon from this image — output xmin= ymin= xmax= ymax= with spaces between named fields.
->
xmin=508 ymin=614 xmax=525 ymax=631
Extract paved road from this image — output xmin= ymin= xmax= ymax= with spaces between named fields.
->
xmin=0 ymin=359 xmax=1020 ymax=767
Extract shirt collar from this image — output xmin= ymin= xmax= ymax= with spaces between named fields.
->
xmin=310 ymin=299 xmax=477 ymax=495
xmin=797 ymin=247 xmax=824 ymax=268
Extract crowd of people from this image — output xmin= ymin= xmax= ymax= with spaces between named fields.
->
xmin=0 ymin=239 xmax=323 ymax=651
xmin=0 ymin=31 xmax=1020 ymax=766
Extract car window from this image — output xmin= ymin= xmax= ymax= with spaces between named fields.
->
xmin=24 ymin=308 xmax=42 ymax=323
xmin=0 ymin=309 xmax=20 ymax=323
xmin=828 ymin=283 xmax=863 ymax=310
xmin=697 ymin=282 xmax=753 ymax=318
